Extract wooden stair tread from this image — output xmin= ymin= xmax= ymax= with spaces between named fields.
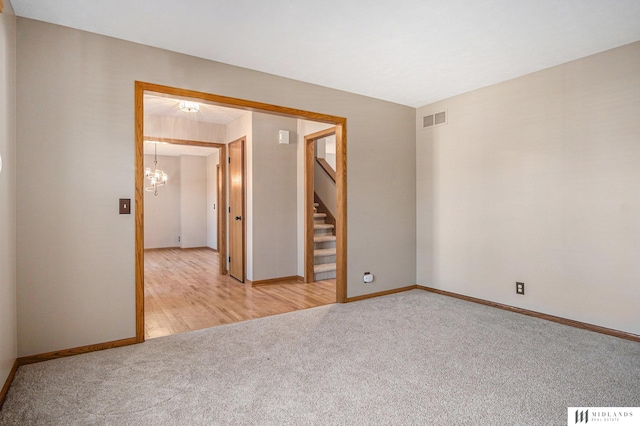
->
xmin=314 ymin=235 xmax=336 ymax=243
xmin=314 ymin=248 xmax=336 ymax=257
xmin=314 ymin=263 xmax=336 ymax=273
xmin=314 ymin=223 xmax=334 ymax=230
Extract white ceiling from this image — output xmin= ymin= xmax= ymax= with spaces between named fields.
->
xmin=144 ymin=94 xmax=246 ymax=124
xmin=11 ymin=0 xmax=640 ymax=107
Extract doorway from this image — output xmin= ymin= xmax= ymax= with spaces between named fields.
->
xmin=142 ymin=137 xmax=227 ymax=272
xmin=135 ymin=82 xmax=347 ymax=343
xmin=304 ymin=127 xmax=339 ymax=283
xmin=141 ymin=136 xmax=226 ymax=339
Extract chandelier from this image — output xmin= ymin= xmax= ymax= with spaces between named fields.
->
xmin=145 ymin=143 xmax=168 ymax=196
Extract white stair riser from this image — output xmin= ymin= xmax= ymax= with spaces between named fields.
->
xmin=314 ymin=228 xmax=333 ymax=236
xmin=314 ymin=241 xmax=336 ymax=250
xmin=314 ymin=270 xmax=336 ymax=281
xmin=314 ymin=255 xmax=336 ymax=264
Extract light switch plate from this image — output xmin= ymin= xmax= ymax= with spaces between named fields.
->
xmin=119 ymin=199 xmax=131 ymax=214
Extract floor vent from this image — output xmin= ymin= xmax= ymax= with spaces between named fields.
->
xmin=422 ymin=110 xmax=447 ymax=128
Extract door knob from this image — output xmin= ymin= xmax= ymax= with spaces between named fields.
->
xmin=235 ymin=216 xmax=242 ymax=220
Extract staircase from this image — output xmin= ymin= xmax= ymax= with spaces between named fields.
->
xmin=313 ymin=203 xmax=336 ymax=281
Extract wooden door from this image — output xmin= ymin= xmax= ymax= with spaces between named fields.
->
xmin=228 ymin=138 xmax=245 ymax=282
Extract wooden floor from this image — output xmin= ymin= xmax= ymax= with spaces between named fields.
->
xmin=144 ymin=248 xmax=336 ymax=339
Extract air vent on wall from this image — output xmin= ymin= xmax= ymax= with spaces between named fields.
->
xmin=422 ymin=110 xmax=447 ymax=128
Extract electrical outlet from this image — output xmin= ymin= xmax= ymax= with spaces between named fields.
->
xmin=516 ymin=282 xmax=525 ymax=295
xmin=363 ymin=272 xmax=374 ymax=283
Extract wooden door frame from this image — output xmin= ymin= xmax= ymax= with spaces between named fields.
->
xmin=135 ymin=81 xmax=347 ymax=343
xmin=228 ymin=137 xmax=246 ymax=282
xmin=304 ymin=127 xmax=337 ymax=284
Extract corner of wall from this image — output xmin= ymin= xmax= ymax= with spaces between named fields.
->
xmin=0 ymin=0 xmax=18 ymax=400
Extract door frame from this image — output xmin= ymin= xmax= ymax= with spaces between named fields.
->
xmin=304 ymin=127 xmax=338 ymax=283
xmin=135 ymin=81 xmax=347 ymax=343
xmin=228 ymin=137 xmax=246 ymax=282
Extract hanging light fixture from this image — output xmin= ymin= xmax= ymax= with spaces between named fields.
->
xmin=179 ymin=101 xmax=200 ymax=113
xmin=145 ymin=143 xmax=168 ymax=196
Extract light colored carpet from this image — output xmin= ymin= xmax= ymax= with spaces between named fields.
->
xmin=1 ymin=290 xmax=638 ymax=425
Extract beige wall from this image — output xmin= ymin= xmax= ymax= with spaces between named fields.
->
xmin=144 ymin=154 xmax=181 ymax=249
xmin=416 ymin=42 xmax=640 ymax=335
xmin=16 ymin=18 xmax=415 ymax=356
xmin=314 ymin=161 xmax=337 ymax=217
xmin=180 ymin=155 xmax=208 ymax=248
xmin=251 ymin=112 xmax=298 ymax=281
xmin=0 ymin=0 xmax=17 ymax=386
xmin=315 ymin=134 xmax=338 ymax=216
xmin=317 ymin=135 xmax=336 ymax=170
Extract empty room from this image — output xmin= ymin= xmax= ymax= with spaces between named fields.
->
xmin=1 ymin=1 xmax=638 ymax=424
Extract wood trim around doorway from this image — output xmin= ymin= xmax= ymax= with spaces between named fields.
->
xmin=335 ymin=124 xmax=347 ymax=303
xmin=135 ymin=81 xmax=348 ymax=342
xmin=304 ymin=125 xmax=346 ymax=303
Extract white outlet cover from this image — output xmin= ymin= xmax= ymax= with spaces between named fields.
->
xmin=363 ymin=273 xmax=374 ymax=283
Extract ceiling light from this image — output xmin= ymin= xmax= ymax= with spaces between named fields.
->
xmin=179 ymin=101 xmax=200 ymax=113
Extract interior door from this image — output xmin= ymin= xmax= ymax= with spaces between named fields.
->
xmin=228 ymin=137 xmax=245 ymax=282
